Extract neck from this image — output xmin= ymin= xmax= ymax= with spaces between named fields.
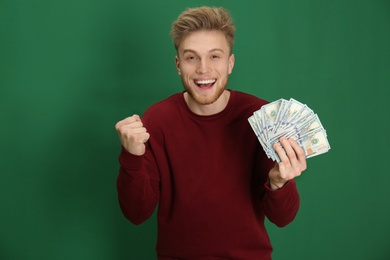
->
xmin=184 ymin=90 xmax=231 ymax=116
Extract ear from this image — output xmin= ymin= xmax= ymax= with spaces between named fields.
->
xmin=228 ymin=54 xmax=235 ymax=75
xmin=175 ymin=56 xmax=181 ymax=75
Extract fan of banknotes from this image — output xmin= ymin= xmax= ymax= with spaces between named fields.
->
xmin=248 ymin=98 xmax=330 ymax=162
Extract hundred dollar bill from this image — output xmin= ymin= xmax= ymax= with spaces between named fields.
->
xmin=284 ymin=114 xmax=324 ymax=141
xmin=248 ymin=98 xmax=330 ymax=162
xmin=248 ymin=115 xmax=273 ymax=159
xmin=276 ymin=99 xmax=305 ymax=130
xmin=261 ymin=99 xmax=285 ymax=133
xmin=273 ymin=99 xmax=290 ymax=133
xmin=296 ymin=128 xmax=330 ymax=158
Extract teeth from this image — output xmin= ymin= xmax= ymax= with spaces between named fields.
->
xmin=195 ymin=79 xmax=216 ymax=84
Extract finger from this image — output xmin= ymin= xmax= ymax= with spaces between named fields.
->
xmin=289 ymin=138 xmax=306 ymax=164
xmin=129 ymin=127 xmax=148 ymax=134
xmin=115 ymin=116 xmax=137 ymax=129
xmin=273 ymin=141 xmax=288 ymax=163
xmin=142 ymin=132 xmax=150 ymax=143
xmin=278 ymin=162 xmax=287 ymax=179
xmin=280 ymin=137 xmax=297 ymax=162
xmin=289 ymin=139 xmax=307 ymax=173
xmin=124 ymin=115 xmax=142 ymax=124
xmin=119 ymin=114 xmax=142 ymax=125
xmin=132 ymin=114 xmax=141 ymax=121
xmin=125 ymin=121 xmax=144 ymax=129
xmin=116 ymin=119 xmax=145 ymax=132
xmin=134 ymin=132 xmax=150 ymax=143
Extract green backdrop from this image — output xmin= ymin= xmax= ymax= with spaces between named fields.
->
xmin=1 ymin=0 xmax=389 ymax=259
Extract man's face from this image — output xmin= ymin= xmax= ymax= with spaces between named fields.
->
xmin=175 ymin=30 xmax=235 ymax=105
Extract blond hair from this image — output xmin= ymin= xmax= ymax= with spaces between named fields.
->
xmin=170 ymin=6 xmax=235 ymax=53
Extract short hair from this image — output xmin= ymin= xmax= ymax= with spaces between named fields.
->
xmin=170 ymin=6 xmax=235 ymax=53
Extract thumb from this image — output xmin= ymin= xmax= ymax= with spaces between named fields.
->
xmin=278 ymin=162 xmax=287 ymax=179
xmin=133 ymin=114 xmax=141 ymax=121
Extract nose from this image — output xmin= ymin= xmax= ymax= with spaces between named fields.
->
xmin=196 ymin=59 xmax=210 ymax=74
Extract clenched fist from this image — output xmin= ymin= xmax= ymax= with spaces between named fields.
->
xmin=115 ymin=114 xmax=150 ymax=156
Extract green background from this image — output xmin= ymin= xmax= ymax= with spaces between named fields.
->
xmin=1 ymin=0 xmax=389 ymax=259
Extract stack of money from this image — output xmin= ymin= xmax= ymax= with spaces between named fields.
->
xmin=248 ymin=98 xmax=330 ymax=162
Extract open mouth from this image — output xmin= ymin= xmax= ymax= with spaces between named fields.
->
xmin=194 ymin=79 xmax=216 ymax=89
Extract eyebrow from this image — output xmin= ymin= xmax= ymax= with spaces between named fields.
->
xmin=182 ymin=48 xmax=225 ymax=55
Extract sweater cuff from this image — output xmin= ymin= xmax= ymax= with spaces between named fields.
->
xmin=264 ymin=179 xmax=297 ymax=197
xmin=118 ymin=146 xmax=144 ymax=170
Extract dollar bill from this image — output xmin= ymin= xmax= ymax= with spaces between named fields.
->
xmin=248 ymin=98 xmax=330 ymax=162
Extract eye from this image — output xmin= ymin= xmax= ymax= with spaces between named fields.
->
xmin=186 ymin=55 xmax=198 ymax=61
xmin=211 ymin=55 xmax=220 ymax=59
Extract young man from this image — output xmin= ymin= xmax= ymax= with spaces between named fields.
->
xmin=115 ymin=6 xmax=307 ymax=259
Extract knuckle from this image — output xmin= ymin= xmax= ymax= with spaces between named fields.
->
xmin=273 ymin=143 xmax=282 ymax=151
xmin=123 ymin=131 xmax=132 ymax=140
xmin=115 ymin=121 xmax=122 ymax=131
xmin=287 ymin=149 xmax=296 ymax=157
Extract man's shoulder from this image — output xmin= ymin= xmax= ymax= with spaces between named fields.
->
xmin=145 ymin=93 xmax=181 ymax=113
xmin=141 ymin=93 xmax=183 ymax=126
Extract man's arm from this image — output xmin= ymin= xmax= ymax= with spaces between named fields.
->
xmin=115 ymin=115 xmax=159 ymax=225
xmin=262 ymin=179 xmax=300 ymax=227
xmin=116 ymin=148 xmax=159 ymax=225
xmin=263 ymin=136 xmax=306 ymax=227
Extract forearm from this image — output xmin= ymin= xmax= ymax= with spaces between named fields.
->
xmin=117 ymin=148 xmax=160 ymax=225
xmin=262 ymin=179 xmax=300 ymax=227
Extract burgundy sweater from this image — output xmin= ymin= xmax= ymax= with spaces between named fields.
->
xmin=117 ymin=90 xmax=300 ymax=259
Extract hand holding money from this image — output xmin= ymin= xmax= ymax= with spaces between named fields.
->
xmin=248 ymin=98 xmax=331 ymax=162
xmin=268 ymin=136 xmax=307 ymax=189
xmin=249 ymin=98 xmax=330 ymax=189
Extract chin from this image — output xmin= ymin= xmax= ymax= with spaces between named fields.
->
xmin=187 ymin=87 xmax=224 ymax=105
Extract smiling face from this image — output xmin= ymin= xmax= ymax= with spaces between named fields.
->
xmin=175 ymin=30 xmax=235 ymax=112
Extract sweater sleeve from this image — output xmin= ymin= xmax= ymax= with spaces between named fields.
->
xmin=116 ymin=146 xmax=160 ymax=225
xmin=262 ymin=179 xmax=300 ymax=227
xmin=254 ymin=152 xmax=300 ymax=228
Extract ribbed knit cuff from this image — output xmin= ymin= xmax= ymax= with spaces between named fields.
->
xmin=264 ymin=179 xmax=296 ymax=196
xmin=118 ymin=146 xmax=144 ymax=170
